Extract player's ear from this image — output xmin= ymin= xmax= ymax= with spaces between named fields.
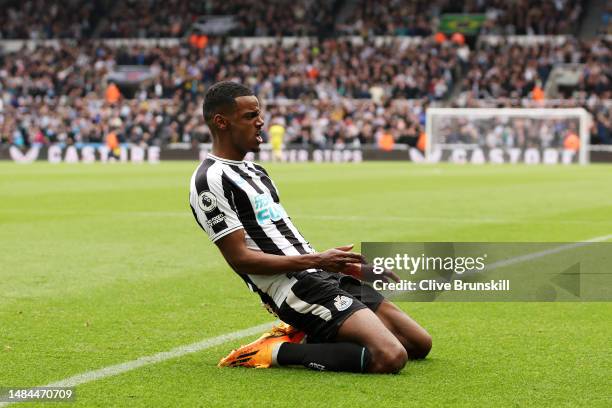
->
xmin=213 ymin=113 xmax=228 ymax=130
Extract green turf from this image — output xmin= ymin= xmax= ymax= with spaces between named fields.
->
xmin=0 ymin=162 xmax=611 ymax=407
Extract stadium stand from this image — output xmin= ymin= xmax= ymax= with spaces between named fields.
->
xmin=338 ymin=0 xmax=583 ymax=36
xmin=0 ymin=0 xmax=112 ymax=39
xmin=336 ymin=0 xmax=435 ymax=36
xmin=96 ymin=0 xmax=337 ymax=38
xmin=0 ymin=0 xmax=610 ymax=149
xmin=460 ymin=37 xmax=610 ymax=100
xmin=451 ymin=0 xmax=583 ymax=35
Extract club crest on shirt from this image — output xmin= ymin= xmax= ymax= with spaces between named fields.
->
xmin=198 ymin=191 xmax=217 ymax=213
xmin=334 ymin=295 xmax=353 ymax=311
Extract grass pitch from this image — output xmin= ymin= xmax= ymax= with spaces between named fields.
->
xmin=1 ymin=162 xmax=611 ymax=407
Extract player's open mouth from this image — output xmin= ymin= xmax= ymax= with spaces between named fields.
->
xmin=255 ymin=131 xmax=263 ymax=143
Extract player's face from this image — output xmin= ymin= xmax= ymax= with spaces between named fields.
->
xmin=229 ymin=96 xmax=264 ymax=154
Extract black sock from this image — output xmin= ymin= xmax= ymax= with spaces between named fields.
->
xmin=276 ymin=342 xmax=370 ymax=373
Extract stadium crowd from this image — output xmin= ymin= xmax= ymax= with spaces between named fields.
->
xmin=436 ymin=116 xmax=584 ymax=149
xmin=0 ymin=37 xmax=459 ymax=99
xmin=336 ymin=0 xmax=435 ymax=36
xmin=461 ymin=38 xmax=611 ymax=100
xmin=0 ymin=92 xmax=430 ymax=150
xmin=97 ymin=0 xmax=336 ymax=38
xmin=1 ymin=35 xmax=610 ymax=147
xmin=340 ymin=0 xmax=583 ymax=36
xmin=1 ymin=0 xmax=339 ymax=39
xmin=1 ymin=0 xmax=587 ymax=39
xmin=0 ymin=37 xmax=456 ymax=148
xmin=450 ymin=0 xmax=583 ymax=35
xmin=0 ymin=0 xmax=111 ymax=39
xmin=0 ymin=0 xmax=610 ymax=148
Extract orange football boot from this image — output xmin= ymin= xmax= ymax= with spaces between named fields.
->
xmin=218 ymin=322 xmax=305 ymax=368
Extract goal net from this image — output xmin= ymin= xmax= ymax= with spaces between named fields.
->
xmin=425 ymin=108 xmax=591 ymax=164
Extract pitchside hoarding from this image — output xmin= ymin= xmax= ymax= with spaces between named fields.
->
xmin=0 ymin=145 xmax=407 ymax=163
xmin=2 ymin=144 xmax=611 ymax=163
xmin=414 ymin=146 xmax=580 ymax=164
xmin=2 ymin=145 xmax=162 ymax=164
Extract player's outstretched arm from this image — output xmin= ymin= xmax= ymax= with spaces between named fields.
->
xmin=215 ymin=229 xmax=364 ymax=276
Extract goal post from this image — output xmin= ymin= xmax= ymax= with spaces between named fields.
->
xmin=425 ymin=108 xmax=591 ymax=164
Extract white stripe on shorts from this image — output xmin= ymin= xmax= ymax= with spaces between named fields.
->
xmin=286 ymin=288 xmax=332 ymax=321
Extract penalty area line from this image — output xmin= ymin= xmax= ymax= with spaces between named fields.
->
xmin=0 ymin=321 xmax=275 ymax=407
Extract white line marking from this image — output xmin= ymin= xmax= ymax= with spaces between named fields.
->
xmin=0 ymin=322 xmax=274 ymax=407
xmin=485 ymin=234 xmax=612 ymax=271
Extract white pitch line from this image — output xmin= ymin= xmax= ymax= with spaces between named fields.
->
xmin=0 ymin=322 xmax=274 ymax=407
xmin=484 ymin=234 xmax=612 ymax=271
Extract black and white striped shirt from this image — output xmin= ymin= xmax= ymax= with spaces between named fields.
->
xmin=189 ymin=153 xmax=315 ymax=308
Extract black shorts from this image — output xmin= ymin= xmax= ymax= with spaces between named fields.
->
xmin=274 ymin=270 xmax=384 ymax=342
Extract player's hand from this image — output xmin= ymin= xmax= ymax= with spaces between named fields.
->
xmin=317 ymin=244 xmax=366 ymax=273
xmin=341 ymin=263 xmax=400 ymax=284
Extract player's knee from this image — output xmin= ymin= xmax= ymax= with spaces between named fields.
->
xmin=370 ymin=345 xmax=408 ymax=374
xmin=410 ymin=333 xmax=432 ymax=360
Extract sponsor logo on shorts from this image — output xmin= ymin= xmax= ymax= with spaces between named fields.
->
xmin=334 ymin=295 xmax=353 ymax=311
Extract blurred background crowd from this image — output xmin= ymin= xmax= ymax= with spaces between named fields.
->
xmin=0 ymin=0 xmax=610 ymax=150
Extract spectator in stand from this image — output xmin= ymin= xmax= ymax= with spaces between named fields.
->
xmin=106 ymin=82 xmax=122 ymax=104
xmin=600 ymin=1 xmax=612 ymax=34
xmin=591 ymin=109 xmax=612 ymax=144
xmin=377 ymin=127 xmax=395 ymax=151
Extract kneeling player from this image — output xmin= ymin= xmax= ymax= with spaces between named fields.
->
xmin=189 ymin=81 xmax=431 ymax=373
